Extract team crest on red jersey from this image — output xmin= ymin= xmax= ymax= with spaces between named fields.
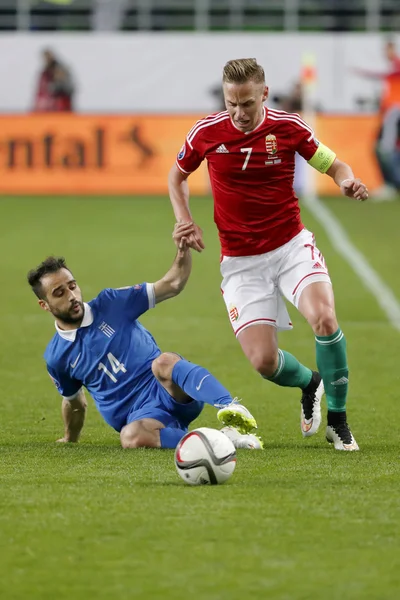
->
xmin=229 ymin=304 xmax=239 ymax=322
xmin=265 ymin=134 xmax=278 ymax=155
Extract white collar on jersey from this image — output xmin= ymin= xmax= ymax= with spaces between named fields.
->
xmin=55 ymin=302 xmax=93 ymax=342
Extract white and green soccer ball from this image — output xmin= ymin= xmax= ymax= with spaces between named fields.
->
xmin=174 ymin=427 xmax=236 ymax=486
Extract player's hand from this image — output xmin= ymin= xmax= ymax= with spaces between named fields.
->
xmin=172 ymin=222 xmax=195 ymax=250
xmin=340 ymin=178 xmax=369 ymax=201
xmin=185 ymin=222 xmax=205 ymax=253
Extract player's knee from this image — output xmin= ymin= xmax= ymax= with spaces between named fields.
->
xmin=151 ymin=352 xmax=181 ymax=382
xmin=120 ymin=422 xmax=157 ymax=449
xmin=312 ymin=307 xmax=338 ymax=336
xmin=120 ymin=423 xmax=141 ymax=448
xmin=121 ymin=435 xmax=143 ymax=449
xmin=249 ymin=351 xmax=278 ymax=377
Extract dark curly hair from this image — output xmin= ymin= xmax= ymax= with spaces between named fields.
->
xmin=27 ymin=256 xmax=72 ymax=299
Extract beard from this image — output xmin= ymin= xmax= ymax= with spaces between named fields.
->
xmin=51 ymin=301 xmax=85 ymax=325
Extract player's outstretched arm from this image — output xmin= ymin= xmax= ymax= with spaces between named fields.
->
xmin=352 ymin=67 xmax=387 ymax=79
xmin=152 ymin=223 xmax=194 ymax=304
xmin=168 ymin=164 xmax=192 ymax=222
xmin=168 ymin=165 xmax=205 ymax=252
xmin=56 ymin=389 xmax=87 ymax=443
xmin=326 ymin=158 xmax=369 ymax=201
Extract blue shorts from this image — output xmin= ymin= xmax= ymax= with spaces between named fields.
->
xmin=126 ymin=376 xmax=204 ymax=431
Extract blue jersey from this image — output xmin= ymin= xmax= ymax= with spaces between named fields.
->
xmin=45 ymin=284 xmax=162 ymax=432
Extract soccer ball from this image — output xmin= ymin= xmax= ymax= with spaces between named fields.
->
xmin=174 ymin=427 xmax=236 ymax=485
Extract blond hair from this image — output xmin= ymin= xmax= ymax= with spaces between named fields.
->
xmin=222 ymin=58 xmax=265 ymax=85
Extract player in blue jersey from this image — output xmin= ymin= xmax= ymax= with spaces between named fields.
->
xmin=27 ymin=222 xmax=262 ymax=450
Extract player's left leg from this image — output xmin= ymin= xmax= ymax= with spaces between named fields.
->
xmin=120 ymin=418 xmax=166 ymax=449
xmin=121 ymin=413 xmax=192 ymax=450
xmin=279 ymin=228 xmax=354 ymax=445
xmin=297 ymin=281 xmax=359 ymax=451
xmin=151 ymin=352 xmax=258 ymax=435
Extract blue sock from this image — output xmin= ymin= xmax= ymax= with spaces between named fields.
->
xmin=159 ymin=427 xmax=187 ymax=449
xmin=172 ymin=360 xmax=232 ymax=407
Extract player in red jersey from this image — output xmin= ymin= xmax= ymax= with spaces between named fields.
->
xmin=354 ymin=40 xmax=400 ymax=199
xmin=168 ymin=58 xmax=368 ymax=451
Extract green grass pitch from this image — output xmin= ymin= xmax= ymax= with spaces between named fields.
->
xmin=0 ymin=196 xmax=399 ymax=599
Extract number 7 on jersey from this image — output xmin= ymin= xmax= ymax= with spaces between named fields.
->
xmin=241 ymin=147 xmax=253 ymax=170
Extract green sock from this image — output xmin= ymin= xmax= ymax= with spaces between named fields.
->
xmin=265 ymin=349 xmax=312 ymax=389
xmin=315 ymin=328 xmax=348 ymax=412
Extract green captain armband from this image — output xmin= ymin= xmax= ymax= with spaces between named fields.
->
xmin=307 ymin=143 xmax=336 ymax=173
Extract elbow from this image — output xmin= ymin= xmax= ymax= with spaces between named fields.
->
xmin=169 ymin=164 xmax=187 ymax=187
xmin=170 ymin=280 xmax=186 ymax=296
xmin=168 ymin=165 xmax=178 ymax=186
xmin=170 ymin=274 xmax=190 ymax=297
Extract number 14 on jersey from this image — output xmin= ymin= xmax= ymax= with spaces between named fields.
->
xmin=98 ymin=353 xmax=127 ymax=383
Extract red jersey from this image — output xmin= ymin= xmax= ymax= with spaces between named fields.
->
xmin=176 ymin=107 xmax=324 ymax=257
xmin=34 ymin=70 xmax=73 ymax=113
xmin=381 ymin=56 xmax=400 ymax=112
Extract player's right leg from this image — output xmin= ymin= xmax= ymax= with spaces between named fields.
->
xmin=220 ymin=253 xmax=322 ymax=436
xmin=151 ymin=352 xmax=258 ymax=434
xmin=122 ymin=379 xmax=260 ymax=450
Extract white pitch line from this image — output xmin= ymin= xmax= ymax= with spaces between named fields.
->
xmin=302 ymin=195 xmax=400 ymax=331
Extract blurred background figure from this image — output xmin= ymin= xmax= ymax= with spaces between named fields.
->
xmin=354 ymin=39 xmax=400 ymax=200
xmin=209 ymin=83 xmax=225 ymax=112
xmin=272 ymin=81 xmax=303 ymax=114
xmin=33 ymin=48 xmax=75 ymax=112
xmin=273 ymin=81 xmax=308 ymax=197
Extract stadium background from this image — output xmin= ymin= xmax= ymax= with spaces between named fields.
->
xmin=1 ymin=2 xmax=399 ymax=600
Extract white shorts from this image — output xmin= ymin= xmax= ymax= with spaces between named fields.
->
xmin=220 ymin=229 xmax=331 ymax=337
